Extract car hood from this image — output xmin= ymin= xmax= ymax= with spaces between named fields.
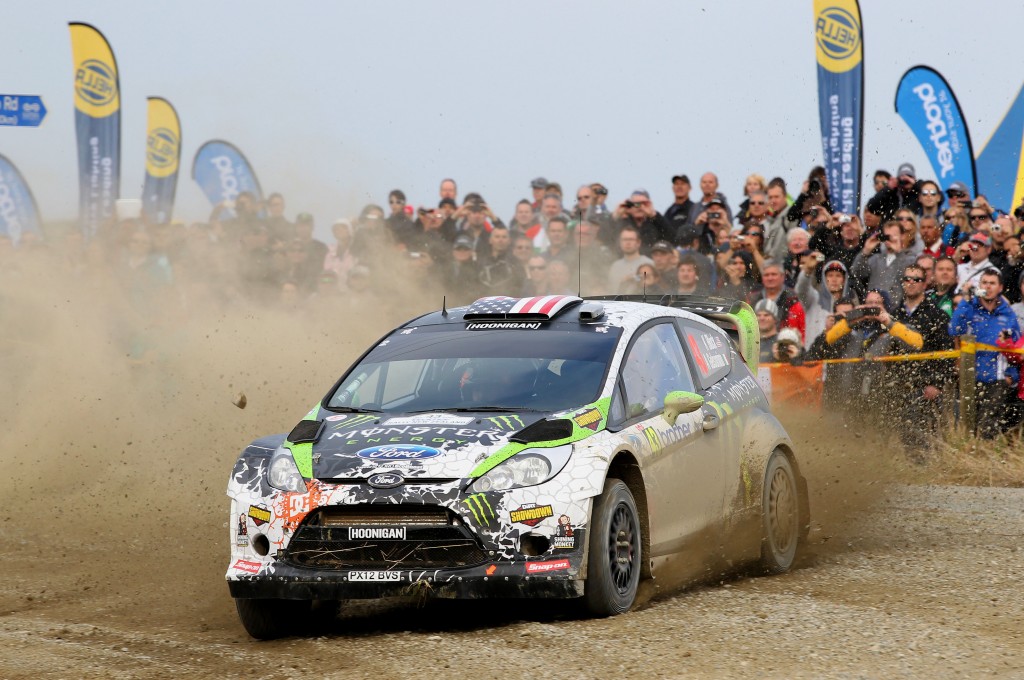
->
xmin=309 ymin=412 xmax=547 ymax=480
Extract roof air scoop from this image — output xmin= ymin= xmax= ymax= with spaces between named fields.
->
xmin=578 ymin=301 xmax=605 ymax=321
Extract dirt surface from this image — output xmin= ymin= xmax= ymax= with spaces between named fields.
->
xmin=2 ymin=277 xmax=1023 ymax=679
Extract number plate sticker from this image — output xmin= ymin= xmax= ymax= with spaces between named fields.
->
xmin=348 ymin=570 xmax=402 ymax=582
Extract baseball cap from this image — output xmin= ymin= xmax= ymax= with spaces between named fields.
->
xmin=453 ymin=234 xmax=474 ymax=249
xmin=897 ymin=163 xmax=916 ymax=178
xmin=823 ymin=261 xmax=846 ymax=275
xmin=650 ymin=240 xmax=674 ymax=253
xmin=706 ymin=196 xmax=726 ymax=208
xmin=296 ymin=212 xmax=314 ymax=224
xmin=946 ymin=181 xmax=970 ymax=196
xmin=671 ymin=174 xmax=691 ymax=184
xmin=530 ymin=177 xmax=548 ymax=189
xmin=776 ymin=328 xmax=802 ymax=345
xmin=969 ymin=233 xmax=991 ymax=247
xmin=754 ymin=299 xmax=779 ymax=316
xmin=439 ymin=197 xmax=457 ymax=209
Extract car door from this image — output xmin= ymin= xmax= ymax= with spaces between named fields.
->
xmin=609 ymin=321 xmax=720 ymax=556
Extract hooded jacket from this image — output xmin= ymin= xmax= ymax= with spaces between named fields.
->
xmin=795 ymin=260 xmax=854 ymax=348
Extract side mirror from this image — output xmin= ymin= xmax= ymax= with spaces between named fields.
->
xmin=662 ymin=390 xmax=704 ymax=425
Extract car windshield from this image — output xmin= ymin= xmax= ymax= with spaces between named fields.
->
xmin=326 ymin=327 xmax=620 ymax=414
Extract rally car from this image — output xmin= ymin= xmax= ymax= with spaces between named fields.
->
xmin=226 ymin=294 xmax=808 ymax=638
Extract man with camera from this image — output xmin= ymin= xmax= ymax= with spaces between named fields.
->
xmin=950 ymin=269 xmax=1022 ymax=437
xmin=955 ymin=233 xmax=995 ymax=296
xmin=691 ymin=197 xmax=730 ymax=255
xmin=612 ymin=189 xmax=673 ymax=254
xmin=688 ymin=172 xmax=733 ymax=225
xmin=887 ymin=264 xmax=956 ymax=450
xmin=851 ymin=220 xmax=917 ymax=304
xmin=872 ymin=162 xmax=922 ymax=216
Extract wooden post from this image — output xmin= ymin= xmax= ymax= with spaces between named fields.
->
xmin=958 ymin=334 xmax=976 ymax=435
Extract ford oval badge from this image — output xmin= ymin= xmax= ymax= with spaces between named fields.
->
xmin=367 ymin=472 xmax=405 ymax=489
xmin=356 ymin=445 xmax=442 ymax=461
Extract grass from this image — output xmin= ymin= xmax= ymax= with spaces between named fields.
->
xmin=916 ymin=426 xmax=1024 ymax=488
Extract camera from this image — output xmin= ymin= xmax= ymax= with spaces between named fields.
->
xmin=878 ymin=232 xmax=890 ymax=242
xmin=623 ymin=200 xmax=636 ymax=209
xmin=815 ymin=253 xmax=826 ymax=262
xmin=736 ymin=235 xmax=746 ymax=242
xmin=838 ymin=213 xmax=852 ymax=225
xmin=845 ymin=307 xmax=880 ymax=322
xmin=408 ymin=251 xmax=422 ymax=259
xmin=809 ymin=179 xmax=821 ymax=194
xmin=707 ymin=211 xmax=722 ymax=219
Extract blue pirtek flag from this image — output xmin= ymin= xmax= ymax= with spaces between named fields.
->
xmin=69 ymin=22 xmax=121 ymax=239
xmin=141 ymin=97 xmax=182 ymax=225
xmin=894 ymin=66 xmax=976 ymax=195
xmin=813 ymin=0 xmax=864 ymax=214
xmin=0 ymin=154 xmax=42 ymax=246
xmin=975 ymin=82 xmax=1024 ymax=213
xmin=191 ymin=140 xmax=263 ymax=214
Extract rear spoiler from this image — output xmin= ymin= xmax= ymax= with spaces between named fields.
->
xmin=583 ymin=295 xmax=760 ymax=374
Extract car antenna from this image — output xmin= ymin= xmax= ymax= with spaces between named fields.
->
xmin=577 ymin=215 xmax=583 ymax=297
xmin=441 ymin=295 xmax=448 ymax=317
xmin=642 ymin=269 xmax=648 ymax=303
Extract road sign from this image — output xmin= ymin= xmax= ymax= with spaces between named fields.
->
xmin=0 ymin=95 xmax=47 ymax=127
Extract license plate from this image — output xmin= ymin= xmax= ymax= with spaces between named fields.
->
xmin=348 ymin=570 xmax=402 ymax=582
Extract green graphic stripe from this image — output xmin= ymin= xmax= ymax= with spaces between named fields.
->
xmin=286 ymin=403 xmax=321 ymax=479
xmin=469 ymin=397 xmax=610 ymax=478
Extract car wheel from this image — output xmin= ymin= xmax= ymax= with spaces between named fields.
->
xmin=234 ymin=598 xmax=311 ymax=640
xmin=583 ymin=478 xmax=642 ymax=617
xmin=758 ymin=450 xmax=800 ymax=574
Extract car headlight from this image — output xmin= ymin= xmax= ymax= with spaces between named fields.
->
xmin=268 ymin=446 xmax=307 ymax=493
xmin=469 ymin=445 xmax=572 ymax=493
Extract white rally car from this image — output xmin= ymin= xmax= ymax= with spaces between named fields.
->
xmin=226 ymin=295 xmax=808 ymax=638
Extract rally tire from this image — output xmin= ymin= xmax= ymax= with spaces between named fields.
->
xmin=234 ymin=598 xmax=311 ymax=640
xmin=583 ymin=478 xmax=642 ymax=617
xmin=758 ymin=450 xmax=800 ymax=574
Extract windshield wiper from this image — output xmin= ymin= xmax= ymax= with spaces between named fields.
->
xmin=325 ymin=406 xmax=381 ymax=413
xmin=448 ymin=406 xmax=541 ymax=413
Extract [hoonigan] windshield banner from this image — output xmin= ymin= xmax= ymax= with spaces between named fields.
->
xmin=813 ymin=0 xmax=864 ymax=215
xmin=0 ymin=154 xmax=42 ymax=246
xmin=191 ymin=139 xmax=263 ymax=215
xmin=141 ymin=97 xmax=181 ymax=225
xmin=69 ymin=22 xmax=121 ymax=240
xmin=894 ymin=65 xmax=977 ymax=196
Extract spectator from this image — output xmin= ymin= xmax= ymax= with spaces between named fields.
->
xmin=919 ymin=215 xmax=946 ymax=259
xmin=831 ymin=212 xmax=866 ymax=273
xmin=508 ymin=199 xmax=542 ymax=241
xmin=885 ymin=264 xmax=957 ymax=449
xmin=786 ymin=166 xmax=833 ymax=225
xmin=755 ymin=299 xmax=781 ymax=362
xmin=824 ymin=289 xmax=895 ymax=411
xmin=294 ymin=212 xmax=328 ymax=273
xmin=782 ymin=228 xmax=811 ymax=288
xmin=283 ymin=237 xmax=319 ymax=295
xmin=761 ymin=179 xmax=791 ymax=263
xmin=511 ymin=234 xmax=537 ymax=292
xmin=989 ymin=214 xmax=1015 ymax=269
xmin=590 ymin=183 xmax=610 ymax=216
xmin=676 ymin=227 xmax=716 ymax=287
xmin=917 ymin=180 xmax=944 ymax=221
xmin=440 ymin=178 xmax=458 ymax=203
xmin=458 ymin=198 xmax=493 ymax=259
xmin=997 ymin=326 xmax=1024 ymax=429
xmin=351 ymin=204 xmax=391 ymax=262
xmin=796 ymin=258 xmax=855 ymax=349
xmin=479 ymin=226 xmax=525 ymax=295
xmin=437 ymin=197 xmax=459 ymax=240
xmin=805 ymin=205 xmax=841 ymax=262
xmin=408 ymin=207 xmax=452 ymax=264
xmin=873 ymin=162 xmax=921 ymax=216
xmin=689 ymin=172 xmax=733 ymax=225
xmin=674 ymin=256 xmax=705 ymax=295
xmin=533 ymin=192 xmax=565 ymax=250
xmin=324 ymin=219 xmax=356 ymax=291
xmin=851 ymin=220 xmax=917 ymax=304
xmin=542 ymin=214 xmax=576 ymax=266
xmin=894 ymin=208 xmax=922 ymax=255
xmin=613 ymin=189 xmax=672 ymax=253
xmin=872 ymin=169 xmax=892 ymax=195
xmin=950 ymin=269 xmax=1021 ymax=437
xmin=736 ymin=174 xmax=768 ymax=227
xmin=530 ymin=177 xmax=548 ymax=211
xmin=525 ymin=255 xmax=548 ymax=296
xmin=694 ymin=198 xmax=732 ymax=255
xmin=649 ymin=240 xmax=681 ymax=285
xmin=572 ymin=184 xmax=595 ymax=223
xmin=751 ymin=260 xmax=806 ymax=342
xmin=915 ymin=253 xmax=936 ymax=288
xmin=544 ymin=260 xmax=575 ymax=295
xmin=742 ymin=190 xmax=770 ymax=232
xmin=930 ymin=256 xmax=959 ymax=317
xmin=265 ymin=192 xmax=293 ymax=242
xmin=664 ymin=174 xmax=696 ymax=232
xmin=771 ymin=327 xmax=805 ymax=364
xmin=805 ymin=298 xmax=858 ymax=410
xmin=607 ymin=226 xmax=653 ymax=292
xmin=628 ymin=262 xmax=669 ymax=297
xmin=1002 ymin=236 xmax=1024 ymax=306
xmin=955 ymin=233 xmax=995 ymax=295
xmin=443 ymin=234 xmax=481 ymax=305
xmin=717 ymin=250 xmax=757 ymax=300
xmin=386 ymin=190 xmax=417 ymax=246
xmin=576 ymin=217 xmax=615 ymax=296
xmin=941 ymin=202 xmax=971 ymax=249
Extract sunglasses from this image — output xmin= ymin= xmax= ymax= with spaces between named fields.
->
xmin=920 ymin=190 xmax=939 ymax=196
xmin=970 ymin=214 xmax=988 ymax=222
xmin=902 ymin=276 xmax=925 ymax=283
xmin=947 ymin=191 xmax=966 ymax=198
xmin=897 ymin=216 xmax=915 ymax=222
xmin=750 ymin=200 xmax=766 ymax=205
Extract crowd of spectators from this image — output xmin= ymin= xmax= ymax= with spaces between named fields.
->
xmin=2 ymin=163 xmax=1023 ymax=444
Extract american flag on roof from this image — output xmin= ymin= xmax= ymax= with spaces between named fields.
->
xmin=465 ymin=295 xmax=582 ymax=319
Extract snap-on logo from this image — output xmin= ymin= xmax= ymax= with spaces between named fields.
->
xmin=356 ymin=445 xmax=441 ymax=460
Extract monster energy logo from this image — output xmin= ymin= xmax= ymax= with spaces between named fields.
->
xmin=328 ymin=414 xmax=378 ymax=429
xmin=461 ymin=494 xmax=496 ymax=524
xmin=484 ymin=415 xmax=524 ymax=431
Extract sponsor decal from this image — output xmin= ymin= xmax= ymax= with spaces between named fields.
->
xmin=485 ymin=564 xmax=497 ymax=576
xmin=233 ymin=559 xmax=261 ymax=574
xmin=552 ymin=514 xmax=577 ymax=550
xmin=328 ymin=425 xmax=503 ymax=447
xmin=912 ymin=83 xmax=955 ymax=177
xmin=461 ymin=494 xmax=496 ymax=525
xmin=399 ymin=327 xmax=418 ymax=335
xmin=247 ymin=504 xmax=271 ymax=526
xmin=572 ymin=408 xmax=602 ymax=432
xmin=466 ymin=322 xmax=542 ymax=330
xmin=146 ymin=127 xmax=178 ymax=170
xmin=642 ymin=420 xmax=693 ymax=455
xmin=814 ymin=4 xmax=862 ymax=71
xmin=526 ymin=558 xmax=571 ymax=574
xmin=385 ymin=414 xmax=474 ymax=426
xmin=356 ymin=445 xmax=441 ymax=460
xmin=367 ymin=472 xmax=404 ymax=489
xmin=326 ymin=413 xmax=378 ymax=427
xmin=349 ymin=570 xmax=402 ymax=582
xmin=510 ymin=503 xmax=553 ymax=527
xmin=484 ymin=415 xmax=524 ymax=431
xmin=348 ymin=526 xmax=406 ymax=540
xmin=75 ymin=59 xmax=117 ymax=107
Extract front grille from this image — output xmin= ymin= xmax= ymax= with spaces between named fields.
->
xmin=282 ymin=504 xmax=488 ymax=570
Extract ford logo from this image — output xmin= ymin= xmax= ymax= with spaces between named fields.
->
xmin=367 ymin=472 xmax=405 ymax=489
xmin=356 ymin=445 xmax=442 ymax=461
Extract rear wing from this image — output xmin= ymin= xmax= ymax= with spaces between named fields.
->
xmin=583 ymin=295 xmax=760 ymax=374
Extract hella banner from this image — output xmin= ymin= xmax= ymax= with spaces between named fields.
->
xmin=69 ymin=22 xmax=121 ymax=239
xmin=894 ymin=66 xmax=976 ymax=196
xmin=976 ymin=82 xmax=1024 ymax=213
xmin=0 ymin=154 xmax=42 ymax=246
xmin=141 ymin=97 xmax=181 ymax=225
xmin=813 ymin=0 xmax=864 ymax=215
xmin=191 ymin=140 xmax=263 ymax=212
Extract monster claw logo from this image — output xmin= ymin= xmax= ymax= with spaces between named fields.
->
xmin=461 ymin=494 xmax=496 ymax=525
xmin=327 ymin=413 xmax=378 ymax=429
xmin=484 ymin=415 xmax=524 ymax=431
xmin=572 ymin=408 xmax=601 ymax=431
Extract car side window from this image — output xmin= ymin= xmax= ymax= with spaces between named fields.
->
xmin=620 ymin=323 xmax=695 ymax=419
xmin=676 ymin=320 xmax=733 ymax=389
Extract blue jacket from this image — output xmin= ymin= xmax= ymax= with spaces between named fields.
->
xmin=950 ymin=297 xmax=1021 ymax=383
